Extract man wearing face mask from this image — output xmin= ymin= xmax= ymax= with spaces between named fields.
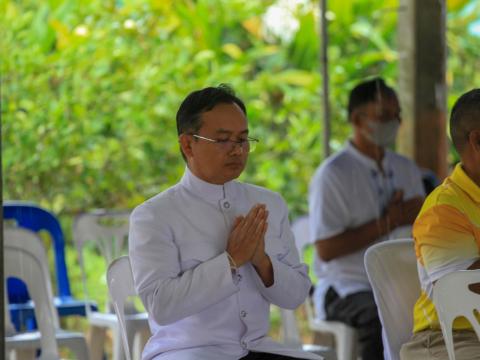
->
xmin=309 ymin=77 xmax=425 ymax=359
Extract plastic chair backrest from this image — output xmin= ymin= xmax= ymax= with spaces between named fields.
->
xmin=73 ymin=209 xmax=130 ymax=312
xmin=432 ymin=269 xmax=480 ymax=360
xmin=291 ymin=215 xmax=328 ymax=323
xmin=278 ymin=216 xmax=309 ymax=346
xmin=290 ymin=215 xmax=316 ymax=327
xmin=73 ymin=209 xmax=130 ymax=265
xmin=4 ymin=227 xmax=61 ymax=359
xmin=4 ymin=292 xmax=16 ymax=336
xmin=4 ymin=202 xmax=71 ymax=299
xmin=107 ymin=256 xmax=136 ymax=360
xmin=364 ymin=238 xmax=420 ymax=360
xmin=291 ymin=215 xmax=357 ymax=360
xmin=279 ymin=307 xmax=302 ymax=347
xmin=291 ymin=216 xmax=311 ymax=253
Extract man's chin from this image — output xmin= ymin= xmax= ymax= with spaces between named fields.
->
xmin=224 ymin=163 xmax=245 ymax=179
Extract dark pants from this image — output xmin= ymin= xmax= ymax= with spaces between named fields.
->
xmin=325 ymin=287 xmax=383 ymax=360
xmin=240 ymin=352 xmax=309 ymax=360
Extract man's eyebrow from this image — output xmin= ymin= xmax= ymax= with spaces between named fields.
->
xmin=215 ymin=129 xmax=249 ymax=135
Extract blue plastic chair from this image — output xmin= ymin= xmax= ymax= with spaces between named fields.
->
xmin=4 ymin=201 xmax=97 ymax=330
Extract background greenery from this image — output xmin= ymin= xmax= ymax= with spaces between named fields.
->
xmin=2 ymin=0 xmax=480 ymax=345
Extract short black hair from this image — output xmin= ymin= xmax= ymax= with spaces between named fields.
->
xmin=176 ymin=84 xmax=246 ymax=136
xmin=450 ymin=88 xmax=480 ymax=153
xmin=347 ymin=77 xmax=397 ymax=118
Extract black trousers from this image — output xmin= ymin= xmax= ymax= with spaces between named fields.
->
xmin=240 ymin=352 xmax=309 ymax=360
xmin=325 ymin=287 xmax=383 ymax=360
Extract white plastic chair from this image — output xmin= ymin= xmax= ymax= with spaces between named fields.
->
xmin=364 ymin=238 xmax=420 ymax=360
xmin=291 ymin=216 xmax=357 ymax=360
xmin=4 ymin=227 xmax=89 ymax=360
xmin=73 ymin=210 xmax=149 ymax=360
xmin=279 ymin=306 xmax=303 ymax=347
xmin=432 ymin=269 xmax=480 ymax=360
xmin=107 ymin=256 xmax=147 ymax=360
xmin=279 ymin=307 xmax=336 ymax=360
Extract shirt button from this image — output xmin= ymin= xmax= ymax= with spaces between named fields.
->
xmin=240 ymin=310 xmax=247 ymax=318
xmin=237 ymin=274 xmax=242 ymax=281
xmin=223 ymin=201 xmax=230 ymax=209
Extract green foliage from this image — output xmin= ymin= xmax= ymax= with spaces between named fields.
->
xmin=1 ymin=0 xmax=405 ymax=219
xmin=2 ymin=1 xmax=480 ymax=334
xmin=446 ymin=0 xmax=480 ymax=164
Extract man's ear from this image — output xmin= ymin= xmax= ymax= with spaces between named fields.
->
xmin=350 ymin=109 xmax=363 ymax=127
xmin=179 ymin=134 xmax=193 ymax=159
xmin=468 ymin=130 xmax=480 ymax=152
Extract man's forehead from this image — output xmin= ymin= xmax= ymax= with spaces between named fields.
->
xmin=364 ymin=97 xmax=400 ymax=111
xmin=200 ymin=116 xmax=248 ymax=130
xmin=200 ymin=104 xmax=248 ymax=133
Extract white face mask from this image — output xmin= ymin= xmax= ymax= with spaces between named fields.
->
xmin=362 ymin=119 xmax=400 ymax=147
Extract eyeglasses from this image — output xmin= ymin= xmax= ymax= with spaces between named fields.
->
xmin=192 ymin=134 xmax=259 ymax=152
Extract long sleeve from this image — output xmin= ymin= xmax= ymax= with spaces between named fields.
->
xmin=252 ymin=196 xmax=311 ymax=309
xmin=129 ymin=170 xmax=324 ymax=360
xmin=129 ymin=202 xmax=239 ymax=325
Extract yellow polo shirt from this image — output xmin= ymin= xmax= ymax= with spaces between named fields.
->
xmin=412 ymin=163 xmax=480 ymax=333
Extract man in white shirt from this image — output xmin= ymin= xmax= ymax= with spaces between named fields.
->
xmin=309 ymin=78 xmax=425 ymax=360
xmin=129 ymin=85 xmax=321 ymax=360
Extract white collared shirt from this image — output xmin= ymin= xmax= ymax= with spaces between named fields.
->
xmin=129 ymin=168 xmax=321 ymax=360
xmin=309 ymin=141 xmax=425 ymax=319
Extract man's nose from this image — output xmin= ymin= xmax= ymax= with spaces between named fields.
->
xmin=229 ymin=142 xmax=244 ymax=154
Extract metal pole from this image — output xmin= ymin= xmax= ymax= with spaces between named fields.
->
xmin=320 ymin=0 xmax=331 ymax=158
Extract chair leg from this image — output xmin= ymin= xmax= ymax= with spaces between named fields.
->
xmin=112 ymin=327 xmax=126 ymax=360
xmin=87 ymin=325 xmax=107 ymax=360
xmin=125 ymin=325 xmax=139 ymax=360
xmin=132 ymin=328 xmax=150 ymax=360
xmin=440 ymin=320 xmax=457 ymax=360
xmin=65 ymin=338 xmax=90 ymax=360
xmin=313 ymin=331 xmax=335 ymax=348
xmin=139 ymin=328 xmax=150 ymax=356
xmin=334 ymin=327 xmax=356 ymax=360
xmin=10 ymin=348 xmax=36 ymax=360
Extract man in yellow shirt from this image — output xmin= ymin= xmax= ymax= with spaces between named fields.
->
xmin=401 ymin=89 xmax=480 ymax=359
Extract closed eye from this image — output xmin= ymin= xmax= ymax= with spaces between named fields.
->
xmin=216 ymin=138 xmax=248 ymax=143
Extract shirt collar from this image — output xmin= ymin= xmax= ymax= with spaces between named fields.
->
xmin=345 ymin=140 xmax=390 ymax=172
xmin=180 ymin=167 xmax=237 ymax=205
xmin=451 ymin=163 xmax=480 ymax=203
